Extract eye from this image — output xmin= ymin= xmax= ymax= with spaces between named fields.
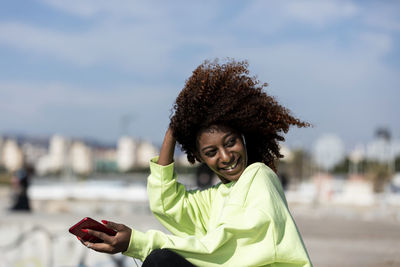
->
xmin=204 ymin=150 xmax=217 ymax=157
xmin=225 ymin=137 xmax=236 ymax=147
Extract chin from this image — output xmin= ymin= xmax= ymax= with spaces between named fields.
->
xmin=221 ymin=170 xmax=245 ymax=183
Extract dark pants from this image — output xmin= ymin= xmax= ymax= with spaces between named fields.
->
xmin=142 ymin=249 xmax=196 ymax=267
xmin=11 ymin=193 xmax=31 ymax=211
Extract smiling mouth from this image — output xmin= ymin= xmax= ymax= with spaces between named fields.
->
xmin=220 ymin=157 xmax=241 ymax=171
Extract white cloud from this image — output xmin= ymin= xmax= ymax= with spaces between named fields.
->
xmin=39 ymin=0 xmax=164 ymax=19
xmin=0 ymin=81 xmax=173 ymax=117
xmin=0 ymin=1 xmax=224 ymax=75
xmin=0 ymin=80 xmax=177 ymax=141
xmin=0 ymin=1 xmax=366 ymax=76
xmin=0 ymin=21 xmax=176 ymax=73
xmin=0 ymin=0 xmax=399 ymax=145
xmin=285 ymin=0 xmax=358 ymax=27
xmin=361 ymin=2 xmax=400 ymax=32
xmin=233 ymin=0 xmax=358 ymax=34
xmin=207 ymin=31 xmax=395 ymax=93
xmin=359 ymin=32 xmax=393 ymax=55
xmin=202 ymin=26 xmax=400 ymax=147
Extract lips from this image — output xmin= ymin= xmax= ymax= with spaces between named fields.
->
xmin=220 ymin=156 xmax=241 ymax=171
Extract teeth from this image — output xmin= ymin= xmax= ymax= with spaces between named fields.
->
xmin=223 ymin=161 xmax=237 ymax=170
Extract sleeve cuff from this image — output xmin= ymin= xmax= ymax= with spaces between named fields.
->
xmin=122 ymin=229 xmax=137 ymax=258
xmin=122 ymin=229 xmax=162 ymax=261
xmin=122 ymin=229 xmax=146 ymax=260
xmin=149 ymin=156 xmax=175 ymax=182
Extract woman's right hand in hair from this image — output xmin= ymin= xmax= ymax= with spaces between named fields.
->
xmin=157 ymin=127 xmax=176 ymax=166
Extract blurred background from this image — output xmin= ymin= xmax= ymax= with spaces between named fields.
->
xmin=0 ymin=0 xmax=399 ymax=266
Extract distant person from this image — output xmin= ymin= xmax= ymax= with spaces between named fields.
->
xmin=75 ymin=59 xmax=313 ymax=266
xmin=10 ymin=164 xmax=34 ymax=211
xmin=279 ymin=172 xmax=289 ymax=191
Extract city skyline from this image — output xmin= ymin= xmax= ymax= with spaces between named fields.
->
xmin=1 ymin=1 xmax=399 ymax=149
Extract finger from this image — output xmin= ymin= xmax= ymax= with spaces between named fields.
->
xmin=81 ymin=240 xmax=90 ymax=248
xmin=84 ymin=241 xmax=116 ymax=254
xmin=77 ymin=236 xmax=86 ymax=246
xmin=83 ymin=229 xmax=113 ymax=243
xmin=102 ymin=220 xmax=126 ymax=232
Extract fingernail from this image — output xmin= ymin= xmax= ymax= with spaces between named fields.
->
xmin=101 ymin=220 xmax=108 ymax=224
xmin=81 ymin=229 xmax=89 ymax=233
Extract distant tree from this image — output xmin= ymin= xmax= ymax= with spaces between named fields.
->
xmin=277 ymin=148 xmax=314 ymax=187
xmin=375 ymin=127 xmax=391 ymax=141
xmin=0 ymin=165 xmax=7 ymax=173
xmin=395 ymin=155 xmax=400 ymax=172
xmin=366 ymin=161 xmax=392 ymax=193
xmin=331 ymin=157 xmax=351 ymax=174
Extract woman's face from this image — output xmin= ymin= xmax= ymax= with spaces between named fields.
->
xmin=197 ymin=125 xmax=247 ymax=183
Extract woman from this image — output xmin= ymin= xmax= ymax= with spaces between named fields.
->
xmin=81 ymin=60 xmax=313 ymax=266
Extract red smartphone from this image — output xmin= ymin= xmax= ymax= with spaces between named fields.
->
xmin=69 ymin=217 xmax=117 ymax=243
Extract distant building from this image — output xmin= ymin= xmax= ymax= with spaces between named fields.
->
xmin=0 ymin=136 xmax=3 ymax=167
xmin=21 ymin=142 xmax=47 ymax=166
xmin=2 ymin=139 xmax=24 ymax=172
xmin=36 ymin=135 xmax=69 ymax=175
xmin=313 ymin=134 xmax=345 ymax=171
xmin=35 ymin=154 xmax=53 ymax=176
xmin=93 ymin=147 xmax=118 ymax=173
xmin=117 ymin=136 xmax=137 ymax=172
xmin=70 ymin=141 xmax=93 ymax=175
xmin=117 ymin=136 xmax=160 ymax=171
xmin=49 ymin=135 xmax=69 ymax=172
xmin=349 ymin=144 xmax=365 ymax=175
xmin=136 ymin=141 xmax=159 ymax=167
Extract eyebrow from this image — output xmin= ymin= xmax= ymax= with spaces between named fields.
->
xmin=200 ymin=132 xmax=235 ymax=153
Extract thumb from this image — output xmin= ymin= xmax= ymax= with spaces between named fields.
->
xmin=102 ymin=220 xmax=126 ymax=232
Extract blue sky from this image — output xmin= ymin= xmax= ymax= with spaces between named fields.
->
xmin=0 ymin=0 xmax=399 ymax=149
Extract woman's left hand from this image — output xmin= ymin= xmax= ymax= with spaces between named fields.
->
xmin=80 ymin=220 xmax=131 ymax=254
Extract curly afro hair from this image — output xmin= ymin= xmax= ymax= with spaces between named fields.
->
xmin=170 ymin=59 xmax=310 ymax=171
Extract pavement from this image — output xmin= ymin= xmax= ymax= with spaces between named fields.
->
xmin=291 ymin=204 xmax=400 ymax=267
xmin=1 ymin=187 xmax=400 ymax=267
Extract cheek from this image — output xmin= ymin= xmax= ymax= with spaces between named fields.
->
xmin=235 ymin=144 xmax=246 ymax=154
xmin=203 ymin=159 xmax=218 ymax=171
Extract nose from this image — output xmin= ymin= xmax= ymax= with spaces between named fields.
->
xmin=220 ymin=149 xmax=233 ymax=165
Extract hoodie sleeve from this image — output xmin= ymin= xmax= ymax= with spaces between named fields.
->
xmin=123 ymin=204 xmax=280 ymax=267
xmin=123 ymin=162 xmax=312 ymax=267
xmin=146 ymin=157 xmax=215 ymax=237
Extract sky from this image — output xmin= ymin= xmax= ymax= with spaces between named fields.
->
xmin=0 ymin=0 xmax=399 ymax=150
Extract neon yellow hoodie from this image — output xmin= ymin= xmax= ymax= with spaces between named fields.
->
xmin=123 ymin=158 xmax=312 ymax=266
